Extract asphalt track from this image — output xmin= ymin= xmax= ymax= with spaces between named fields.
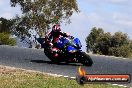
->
xmin=0 ymin=45 xmax=132 ymax=87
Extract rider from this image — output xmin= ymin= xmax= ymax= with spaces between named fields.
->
xmin=47 ymin=24 xmax=71 ymax=46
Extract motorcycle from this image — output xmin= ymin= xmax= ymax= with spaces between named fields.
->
xmin=38 ymin=35 xmax=93 ymax=66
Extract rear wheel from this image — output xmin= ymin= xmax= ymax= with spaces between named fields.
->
xmin=44 ymin=49 xmax=60 ymax=64
xmin=79 ymin=52 xmax=93 ymax=66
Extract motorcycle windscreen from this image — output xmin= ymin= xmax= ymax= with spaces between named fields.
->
xmin=67 ymin=46 xmax=77 ymax=52
xmin=73 ymin=38 xmax=82 ymax=48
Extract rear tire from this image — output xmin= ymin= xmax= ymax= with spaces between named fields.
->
xmin=44 ymin=49 xmax=60 ymax=64
xmin=79 ymin=52 xmax=93 ymax=66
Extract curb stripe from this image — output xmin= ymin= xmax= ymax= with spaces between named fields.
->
xmin=70 ymin=77 xmax=76 ymax=79
xmin=64 ymin=76 xmax=69 ymax=78
xmin=87 ymin=53 xmax=131 ymax=59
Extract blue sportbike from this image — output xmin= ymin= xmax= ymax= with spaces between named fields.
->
xmin=38 ymin=36 xmax=93 ymax=66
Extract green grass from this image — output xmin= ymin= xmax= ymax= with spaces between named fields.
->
xmin=0 ymin=66 xmax=124 ymax=88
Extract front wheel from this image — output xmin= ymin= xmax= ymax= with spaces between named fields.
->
xmin=78 ymin=52 xmax=93 ymax=66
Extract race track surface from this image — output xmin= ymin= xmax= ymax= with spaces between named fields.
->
xmin=0 ymin=45 xmax=132 ymax=87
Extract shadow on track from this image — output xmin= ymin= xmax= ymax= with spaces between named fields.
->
xmin=30 ymin=60 xmax=82 ymax=66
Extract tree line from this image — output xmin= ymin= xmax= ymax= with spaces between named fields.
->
xmin=1 ymin=0 xmax=132 ymax=58
xmin=86 ymin=27 xmax=132 ymax=58
xmin=0 ymin=0 xmax=79 ymax=47
xmin=0 ymin=18 xmax=16 ymax=45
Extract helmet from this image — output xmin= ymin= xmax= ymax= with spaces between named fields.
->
xmin=52 ymin=24 xmax=61 ymax=32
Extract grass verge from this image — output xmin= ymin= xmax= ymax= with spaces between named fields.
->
xmin=0 ymin=65 xmax=124 ymax=88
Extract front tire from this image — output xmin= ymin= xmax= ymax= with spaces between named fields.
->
xmin=79 ymin=52 xmax=93 ymax=66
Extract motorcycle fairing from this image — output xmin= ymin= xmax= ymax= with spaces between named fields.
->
xmin=67 ymin=46 xmax=77 ymax=52
xmin=56 ymin=37 xmax=69 ymax=49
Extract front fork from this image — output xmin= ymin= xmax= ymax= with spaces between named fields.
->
xmin=74 ymin=51 xmax=83 ymax=62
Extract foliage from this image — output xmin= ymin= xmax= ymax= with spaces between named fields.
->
xmin=0 ymin=17 xmax=15 ymax=33
xmin=110 ymin=32 xmax=129 ymax=47
xmin=85 ymin=27 xmax=104 ymax=52
xmin=95 ymin=32 xmax=111 ymax=55
xmin=108 ymin=44 xmax=131 ymax=57
xmin=0 ymin=33 xmax=16 ymax=46
xmin=86 ymin=27 xmax=132 ymax=58
xmin=10 ymin=0 xmax=79 ymax=37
